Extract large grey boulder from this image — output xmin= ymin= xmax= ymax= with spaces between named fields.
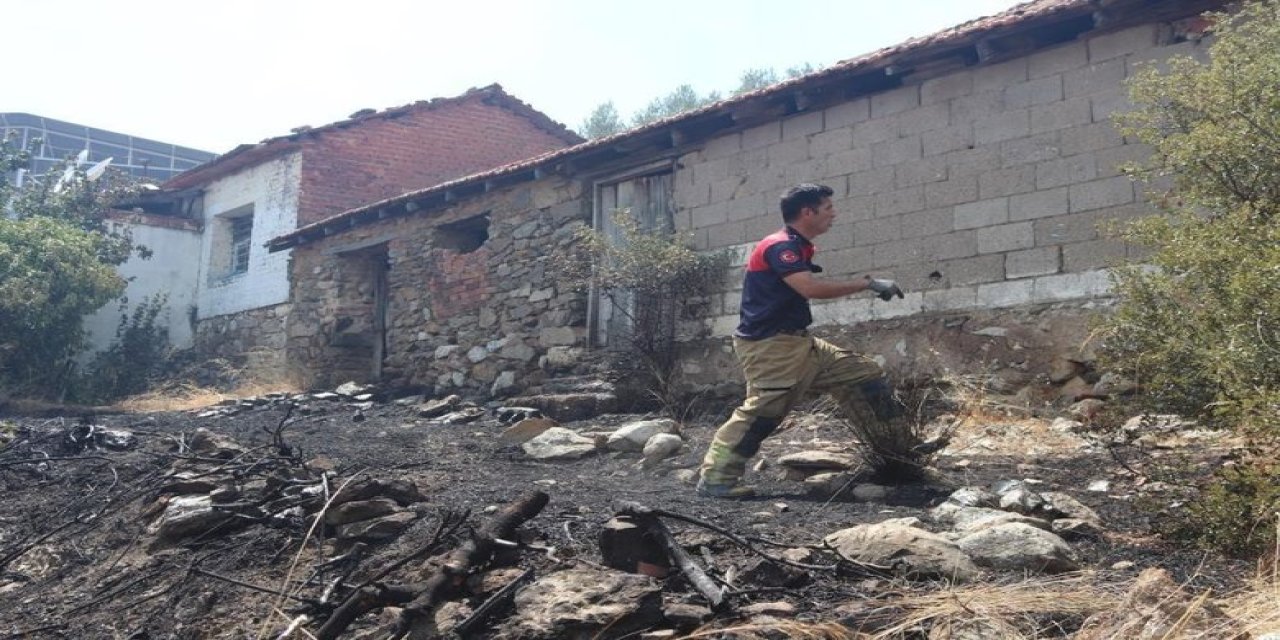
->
xmin=522 ymin=427 xmax=598 ymax=460
xmin=496 ymin=568 xmax=662 ymax=639
xmin=956 ymin=523 xmax=1079 ymax=573
xmin=824 ymin=522 xmax=980 ymax=581
xmin=930 ymin=503 xmax=1050 ymax=533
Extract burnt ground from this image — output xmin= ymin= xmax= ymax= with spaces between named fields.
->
xmin=0 ymin=393 xmax=1255 ymax=639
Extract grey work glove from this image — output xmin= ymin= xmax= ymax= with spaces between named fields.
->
xmin=866 ymin=277 xmax=904 ymax=301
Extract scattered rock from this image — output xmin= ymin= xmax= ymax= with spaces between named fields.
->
xmin=740 ymin=601 xmax=797 ymax=617
xmin=1052 ymin=518 xmax=1105 ymax=540
xmin=777 ymin=450 xmax=858 ymax=472
xmin=1048 ymin=358 xmax=1087 ymax=384
xmin=1086 ymin=480 xmax=1110 ymax=493
xmin=1069 ymin=398 xmax=1107 ymax=421
xmin=1122 ymin=414 xmax=1190 ymax=433
xmin=335 ymin=512 xmax=417 ymax=541
xmin=851 ymin=483 xmax=890 ymax=501
xmin=662 ymin=602 xmax=711 ymax=629
xmin=824 ymin=522 xmax=980 ymax=581
xmin=149 ymin=495 xmax=234 ymax=546
xmin=956 ymin=523 xmax=1079 ymax=574
xmin=932 ymin=503 xmax=1051 ymax=533
xmin=1110 ymin=560 xmax=1136 ymax=570
xmin=495 ymin=406 xmax=543 ymax=423
xmin=522 ymin=427 xmax=599 ymax=460
xmin=642 ymin=433 xmax=684 ymax=465
xmin=334 ymin=381 xmax=368 ymax=397
xmin=498 ymin=568 xmax=662 ymax=640
xmin=332 ymin=478 xmax=425 ymax=507
xmin=946 ymin=487 xmax=999 ymax=509
xmin=189 ymin=428 xmax=247 ymax=459
xmin=499 ymin=417 xmax=557 ymax=444
xmin=1040 ymin=491 xmax=1102 ymax=523
xmin=804 ymin=472 xmax=857 ymax=497
xmin=1050 ymin=417 xmax=1083 ymax=433
xmin=441 ymin=407 xmax=486 ymax=425
xmin=607 ymin=419 xmax=679 ymax=452
xmin=324 ymin=498 xmax=399 ymax=526
xmin=418 ymin=395 xmax=461 ymax=418
xmin=1058 ymin=376 xmax=1096 ymax=401
xmin=998 ymin=487 xmax=1047 ymax=515
xmin=1092 ymin=373 xmax=1138 ymax=397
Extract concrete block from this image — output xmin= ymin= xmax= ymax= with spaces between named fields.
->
xmin=866 ymin=291 xmax=924 ymax=321
xmin=919 ymin=231 xmax=978 ymax=261
xmin=824 ymin=98 xmax=870 ymax=130
xmin=1028 ymin=40 xmax=1088 ymax=78
xmin=923 ymin=125 xmax=975 ymax=156
xmin=977 ymin=280 xmax=1034 ymax=308
xmin=710 ymin=314 xmax=739 ymax=337
xmin=690 ymin=201 xmax=730 ymax=226
xmin=811 ymin=296 xmax=875 ymax=326
xmin=875 ymin=186 xmax=925 ymax=218
xmin=1030 ymin=97 xmax=1092 ymax=134
xmin=973 ymin=58 xmax=1029 ymax=93
xmin=675 ymin=182 xmax=711 ymax=210
xmin=1088 ymin=24 xmax=1158 ymax=63
xmin=1064 ymin=58 xmax=1126 ymax=97
xmin=742 ymin=122 xmax=782 ymax=150
xmin=936 ymin=254 xmax=1005 ymax=286
xmin=820 ymin=246 xmax=878 ymax=275
xmin=1037 ymin=154 xmax=1097 ymax=189
xmin=851 ymin=120 xmax=898 ymax=147
xmin=1034 ymin=210 xmax=1115 ymax=246
xmin=899 ymin=207 xmax=954 ymax=239
xmin=1004 ymin=75 xmax=1064 ymax=109
xmin=783 ymin=111 xmax=825 ymax=140
xmin=767 ymin=139 xmax=809 ymax=167
xmin=895 ymin=156 xmax=948 ymax=188
xmin=945 ymin=147 xmax=1001 ymax=179
xmin=873 ymin=136 xmax=923 ymax=168
xmin=832 ymin=194 xmax=875 ymax=222
xmin=954 ymin=197 xmax=1009 ymax=230
xmin=925 ymin=176 xmax=979 ymax=208
xmin=1069 ymin=176 xmax=1135 ymax=212
xmin=921 ymin=70 xmax=973 ymax=105
xmin=809 ymin=128 xmax=853 ymax=158
xmin=786 ymin=158 xmax=830 ymax=186
xmin=896 ymin=103 xmax=951 ymax=136
xmin=822 ymin=148 xmax=874 ymax=179
xmin=873 ymin=237 xmax=924 ymax=267
xmin=1059 ymin=122 xmax=1124 ymax=156
xmin=1062 ymin=239 xmax=1127 ymax=271
xmin=1010 ymin=187 xmax=1069 ymax=221
xmin=1090 ymin=89 xmax=1135 ymax=123
xmin=1005 ymin=246 xmax=1061 ymax=279
xmin=977 ymin=222 xmax=1034 ymax=254
xmin=950 ymin=91 xmax=1005 ymax=125
xmin=923 ymin=285 xmax=979 ymax=312
xmin=711 ymin=176 xmax=750 ymax=204
xmin=1000 ymin=133 xmax=1061 ymax=168
xmin=1032 ymin=270 xmax=1112 ymax=302
xmin=702 ymin=221 xmax=747 ymax=249
xmin=975 ymin=109 xmax=1030 ymax=145
xmin=720 ymin=290 xmax=742 ymax=315
xmin=1094 ymin=143 xmax=1153 ymax=178
xmin=703 ymin=132 xmax=742 ymax=160
xmin=978 ymin=166 xmax=1037 ymax=199
xmin=848 ymin=166 xmax=896 ymax=197
xmin=871 ymin=85 xmax=920 ymax=118
xmin=852 ymin=215 xmax=903 ymax=246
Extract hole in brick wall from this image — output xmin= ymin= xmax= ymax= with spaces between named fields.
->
xmin=434 ymin=213 xmax=490 ymax=254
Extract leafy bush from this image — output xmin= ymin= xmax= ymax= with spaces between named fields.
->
xmin=1100 ymin=3 xmax=1280 ymax=437
xmin=0 ymin=132 xmax=143 ymax=396
xmin=555 ymin=211 xmax=730 ymax=415
xmin=1154 ymin=456 xmax=1280 ymax=557
xmin=74 ymin=294 xmax=172 ymax=403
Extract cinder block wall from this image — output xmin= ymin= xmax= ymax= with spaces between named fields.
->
xmin=674 ymin=24 xmax=1206 ymax=337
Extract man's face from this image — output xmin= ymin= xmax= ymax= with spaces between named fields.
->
xmin=805 ymin=197 xmax=836 ymax=236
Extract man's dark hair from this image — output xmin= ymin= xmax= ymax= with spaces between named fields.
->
xmin=780 ymin=183 xmax=834 ymax=223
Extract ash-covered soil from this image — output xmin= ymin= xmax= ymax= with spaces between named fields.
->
xmin=0 ymin=393 xmax=1252 ymax=639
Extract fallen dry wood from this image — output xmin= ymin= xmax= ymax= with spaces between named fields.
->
xmin=314 ymin=491 xmax=549 ymax=640
xmin=617 ymin=502 xmax=728 ymax=611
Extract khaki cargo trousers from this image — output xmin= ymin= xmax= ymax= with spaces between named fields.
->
xmin=699 ymin=333 xmax=905 ymax=486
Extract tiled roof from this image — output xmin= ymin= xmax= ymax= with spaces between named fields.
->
xmin=270 ymin=0 xmax=1226 ymax=251
xmin=162 ymin=84 xmax=582 ymax=190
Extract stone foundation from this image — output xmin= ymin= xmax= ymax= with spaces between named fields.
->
xmin=193 ymin=303 xmax=292 ymax=381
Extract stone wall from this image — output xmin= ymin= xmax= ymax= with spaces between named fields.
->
xmin=193 ymin=303 xmax=292 ymax=380
xmin=287 ymin=176 xmax=591 ymax=394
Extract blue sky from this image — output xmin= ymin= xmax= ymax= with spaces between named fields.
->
xmin=6 ymin=0 xmax=1025 ymax=153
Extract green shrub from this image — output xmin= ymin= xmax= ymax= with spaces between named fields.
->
xmin=1100 ymin=2 xmax=1280 ymax=437
xmin=74 ymin=294 xmax=172 ymax=403
xmin=1155 ymin=456 xmax=1280 ymax=557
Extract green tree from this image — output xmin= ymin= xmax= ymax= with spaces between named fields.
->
xmin=1101 ymin=3 xmax=1280 ymax=556
xmin=579 ymin=101 xmax=626 ymax=139
xmin=0 ymin=133 xmax=142 ymax=396
xmin=631 ymin=83 xmax=721 ymax=127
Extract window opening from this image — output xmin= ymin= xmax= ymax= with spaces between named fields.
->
xmin=434 ymin=213 xmax=490 ymax=253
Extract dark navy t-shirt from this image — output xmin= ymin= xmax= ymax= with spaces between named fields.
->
xmin=735 ymin=227 xmax=817 ymax=340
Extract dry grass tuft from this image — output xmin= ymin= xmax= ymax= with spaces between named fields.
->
xmin=679 ymin=620 xmax=866 ymax=639
xmin=1222 ymin=528 xmax=1280 ymax=637
xmin=865 ymin=573 xmax=1122 ymax=639
xmin=114 ymin=379 xmax=300 ymax=413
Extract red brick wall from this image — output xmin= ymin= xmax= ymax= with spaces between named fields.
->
xmin=426 ymin=246 xmax=493 ymax=321
xmin=295 ymin=100 xmax=573 ymax=226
